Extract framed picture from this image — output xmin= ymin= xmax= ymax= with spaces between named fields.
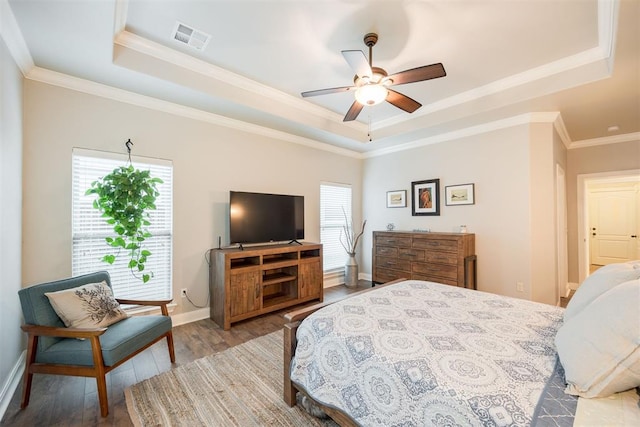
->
xmin=445 ymin=183 xmax=475 ymax=206
xmin=411 ymin=179 xmax=440 ymax=216
xmin=386 ymin=190 xmax=407 ymax=208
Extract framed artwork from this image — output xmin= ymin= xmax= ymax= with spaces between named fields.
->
xmin=445 ymin=183 xmax=475 ymax=206
xmin=386 ymin=190 xmax=407 ymax=208
xmin=411 ymin=179 xmax=440 ymax=216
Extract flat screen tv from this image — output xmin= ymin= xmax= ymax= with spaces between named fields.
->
xmin=229 ymin=191 xmax=304 ymax=245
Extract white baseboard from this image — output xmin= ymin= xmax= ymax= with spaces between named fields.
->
xmin=568 ymin=282 xmax=579 ymax=291
xmin=0 ymin=350 xmax=25 ymax=421
xmin=171 ymin=307 xmax=210 ymax=327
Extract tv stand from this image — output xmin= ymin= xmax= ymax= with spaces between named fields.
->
xmin=209 ymin=242 xmax=323 ymax=330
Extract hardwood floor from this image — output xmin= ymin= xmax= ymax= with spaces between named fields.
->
xmin=1 ymin=281 xmax=371 ymax=427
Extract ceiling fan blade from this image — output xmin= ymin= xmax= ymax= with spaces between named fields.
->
xmin=387 ymin=63 xmax=446 ymax=86
xmin=301 ymin=86 xmax=354 ymax=97
xmin=343 ymin=100 xmax=364 ymax=122
xmin=386 ymin=89 xmax=422 ymax=113
xmin=342 ymin=50 xmax=372 ymax=79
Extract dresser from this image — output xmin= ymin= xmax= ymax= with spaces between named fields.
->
xmin=372 ymin=231 xmax=477 ymax=289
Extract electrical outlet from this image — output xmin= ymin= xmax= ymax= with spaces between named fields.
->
xmin=516 ymin=282 xmax=524 ymax=292
xmin=181 ymin=288 xmax=187 ymax=298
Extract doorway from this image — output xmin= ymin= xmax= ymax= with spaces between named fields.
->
xmin=577 ymin=170 xmax=640 ymax=283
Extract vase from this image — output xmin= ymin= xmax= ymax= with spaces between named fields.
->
xmin=344 ymin=253 xmax=358 ymax=288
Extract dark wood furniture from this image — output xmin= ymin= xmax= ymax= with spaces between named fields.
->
xmin=209 ymin=242 xmax=323 ymax=330
xmin=372 ymin=231 xmax=476 ymax=289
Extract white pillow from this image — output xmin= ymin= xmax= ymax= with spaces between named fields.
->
xmin=564 ymin=262 xmax=640 ymax=321
xmin=555 ymin=279 xmax=640 ymax=398
xmin=45 ymin=281 xmax=129 ymax=328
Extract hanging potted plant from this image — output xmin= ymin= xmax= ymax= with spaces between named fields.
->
xmin=340 ymin=208 xmax=366 ymax=288
xmin=85 ymin=159 xmax=163 ymax=283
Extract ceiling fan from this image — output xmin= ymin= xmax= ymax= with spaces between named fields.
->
xmin=301 ymin=33 xmax=446 ymax=122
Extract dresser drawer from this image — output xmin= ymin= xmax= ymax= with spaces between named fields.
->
xmin=374 ymin=267 xmax=409 ymax=283
xmin=398 ymin=248 xmax=425 ymax=261
xmin=375 ymin=246 xmax=398 ymax=257
xmin=375 ymin=235 xmax=411 ymax=248
xmin=412 ymin=273 xmax=458 ymax=287
xmin=412 ymin=262 xmax=457 ymax=280
xmin=412 ymin=237 xmax=458 ymax=251
xmin=376 ymin=256 xmax=411 ymax=272
xmin=424 ymin=251 xmax=458 ymax=265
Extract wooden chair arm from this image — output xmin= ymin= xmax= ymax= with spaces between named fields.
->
xmin=21 ymin=323 xmax=107 ymax=339
xmin=116 ymin=298 xmax=172 ymax=307
xmin=116 ymin=298 xmax=173 ymax=316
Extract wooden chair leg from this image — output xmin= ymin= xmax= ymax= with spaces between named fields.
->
xmin=95 ymin=374 xmax=109 ymax=417
xmin=166 ymin=331 xmax=176 ymax=363
xmin=90 ymin=336 xmax=109 ymax=417
xmin=20 ymin=335 xmax=38 ymax=409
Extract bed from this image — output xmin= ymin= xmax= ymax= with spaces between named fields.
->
xmin=283 ymin=268 xmax=640 ymax=426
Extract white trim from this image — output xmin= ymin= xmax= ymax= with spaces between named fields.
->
xmin=72 ymin=147 xmax=173 ymax=167
xmin=24 ymin=64 xmax=636 ymax=161
xmin=0 ymin=0 xmax=34 ymax=75
xmin=366 ymin=113 xmax=554 ymax=158
xmin=0 ymin=351 xmax=25 ymax=421
xmin=113 ymin=0 xmax=128 ymax=36
xmin=26 ymin=67 xmax=363 ymax=159
xmin=598 ymin=0 xmax=619 ymax=69
xmin=569 ymin=132 xmax=640 ymax=149
xmin=323 ymin=270 xmax=344 ymax=288
xmin=170 ymin=307 xmax=210 ymax=327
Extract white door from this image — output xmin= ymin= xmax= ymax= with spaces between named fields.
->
xmin=589 ymin=189 xmax=638 ymax=265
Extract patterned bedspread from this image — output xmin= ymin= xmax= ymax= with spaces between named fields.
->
xmin=290 ymin=280 xmax=567 ymax=426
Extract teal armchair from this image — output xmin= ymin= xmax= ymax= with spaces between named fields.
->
xmin=18 ymin=271 xmax=175 ymax=417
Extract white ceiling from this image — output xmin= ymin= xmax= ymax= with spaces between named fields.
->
xmin=5 ymin=0 xmax=639 ymax=154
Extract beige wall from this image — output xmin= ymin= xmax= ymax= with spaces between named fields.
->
xmin=0 ymin=37 xmax=24 ymax=410
xmin=21 ymin=80 xmax=363 ymax=317
xmin=362 ymin=124 xmax=548 ymax=299
xmin=529 ymin=123 xmax=559 ymax=305
xmin=566 ymin=140 xmax=640 ymax=282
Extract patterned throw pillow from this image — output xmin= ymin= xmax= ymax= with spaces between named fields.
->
xmin=45 ymin=281 xmax=129 ymax=328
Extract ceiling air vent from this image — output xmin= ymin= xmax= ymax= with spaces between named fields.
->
xmin=171 ymin=22 xmax=211 ymax=51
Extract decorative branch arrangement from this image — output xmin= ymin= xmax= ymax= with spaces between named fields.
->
xmin=86 ymin=164 xmax=163 ymax=283
xmin=339 ymin=208 xmax=367 ymax=256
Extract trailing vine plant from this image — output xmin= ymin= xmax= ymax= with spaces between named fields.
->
xmin=85 ymin=144 xmax=163 ymax=283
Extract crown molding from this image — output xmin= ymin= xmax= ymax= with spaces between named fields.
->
xmin=113 ymin=0 xmax=128 ymax=35
xmin=26 ymin=67 xmax=363 ymax=159
xmin=366 ymin=113 xmax=557 ymax=158
xmin=569 ymin=132 xmax=640 ymax=149
xmin=0 ymin=0 xmax=34 ymax=75
xmin=113 ymin=30 xmax=365 ymax=134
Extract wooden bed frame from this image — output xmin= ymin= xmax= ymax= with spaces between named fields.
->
xmin=282 ymin=279 xmax=405 ymax=426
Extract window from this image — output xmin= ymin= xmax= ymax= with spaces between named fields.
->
xmin=320 ymin=183 xmax=352 ymax=272
xmin=72 ymin=149 xmax=173 ymax=300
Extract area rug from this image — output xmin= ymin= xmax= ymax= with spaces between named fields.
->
xmin=125 ymin=329 xmax=334 ymax=426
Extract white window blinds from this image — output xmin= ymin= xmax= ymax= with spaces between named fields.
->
xmin=320 ymin=183 xmax=352 ymax=272
xmin=72 ymin=149 xmax=173 ymax=300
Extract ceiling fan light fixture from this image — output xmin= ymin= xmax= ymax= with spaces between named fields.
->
xmin=355 ymin=84 xmax=388 ymax=106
